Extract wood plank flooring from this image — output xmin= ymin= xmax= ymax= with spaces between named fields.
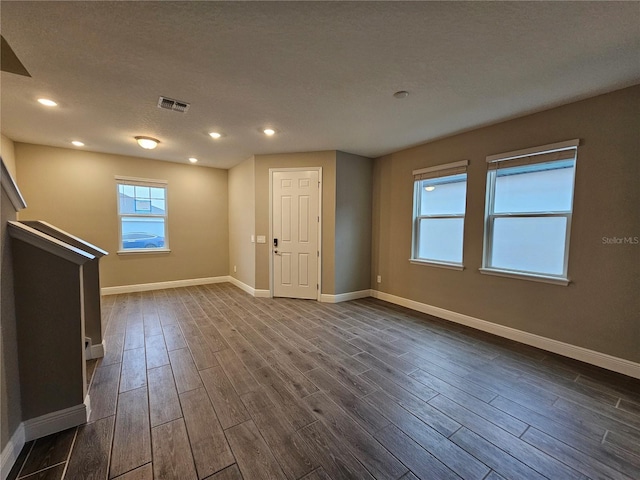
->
xmin=7 ymin=283 xmax=640 ymax=480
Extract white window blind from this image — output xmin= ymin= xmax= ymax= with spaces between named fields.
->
xmin=411 ymin=160 xmax=469 ymax=267
xmin=481 ymin=139 xmax=579 ymax=284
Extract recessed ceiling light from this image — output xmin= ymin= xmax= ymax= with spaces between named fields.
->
xmin=37 ymin=98 xmax=58 ymax=107
xmin=393 ymin=90 xmax=409 ymax=99
xmin=263 ymin=128 xmax=276 ymax=136
xmin=189 ymin=157 xmax=198 ymax=164
xmin=209 ymin=132 xmax=222 ymax=139
xmin=135 ymin=136 xmax=160 ymax=149
xmin=71 ymin=141 xmax=85 ymax=147
xmin=424 ymin=186 xmax=436 ymax=192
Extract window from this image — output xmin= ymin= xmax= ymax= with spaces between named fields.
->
xmin=411 ymin=160 xmax=468 ymax=268
xmin=481 ymin=139 xmax=578 ymax=284
xmin=116 ymin=176 xmax=168 ymax=253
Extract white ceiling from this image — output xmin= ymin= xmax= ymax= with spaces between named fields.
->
xmin=1 ymin=1 xmax=639 ymax=169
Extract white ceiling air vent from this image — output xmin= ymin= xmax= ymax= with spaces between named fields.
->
xmin=157 ymin=96 xmax=190 ymax=113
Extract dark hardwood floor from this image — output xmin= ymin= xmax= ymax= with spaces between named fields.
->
xmin=8 ymin=283 xmax=640 ymax=479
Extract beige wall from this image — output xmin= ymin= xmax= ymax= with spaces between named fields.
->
xmin=15 ymin=144 xmax=229 ymax=288
xmin=228 ymin=156 xmax=256 ymax=288
xmin=335 ymin=151 xmax=373 ymax=294
xmin=254 ymin=151 xmax=336 ymax=293
xmin=372 ymin=85 xmax=640 ymax=362
xmin=1 ymin=134 xmax=17 ymax=179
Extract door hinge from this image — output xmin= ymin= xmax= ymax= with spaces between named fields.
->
xmin=317 ymin=251 xmax=319 ymax=257
xmin=317 ymin=284 xmax=319 ymax=290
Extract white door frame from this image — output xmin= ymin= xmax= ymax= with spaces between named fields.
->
xmin=269 ymin=167 xmax=322 ymax=301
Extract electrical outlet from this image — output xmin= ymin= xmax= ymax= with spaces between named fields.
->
xmin=377 ymin=275 xmax=382 ymax=283
xmin=234 ymin=265 xmax=237 ymax=273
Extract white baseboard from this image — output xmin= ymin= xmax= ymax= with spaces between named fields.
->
xmin=320 ymin=289 xmax=372 ymax=303
xmin=227 ymin=276 xmax=256 ymax=296
xmin=101 ymin=276 xmax=230 ymax=295
xmin=370 ymin=290 xmax=640 ymax=379
xmin=1 ymin=424 xmax=24 ymax=480
xmin=84 ymin=394 xmax=91 ymax=424
xmin=85 ymin=341 xmax=104 ymax=360
xmin=23 ymin=403 xmax=88 ymax=442
xmin=227 ymin=277 xmax=271 ymax=298
xmin=0 ymin=403 xmax=90 ymax=479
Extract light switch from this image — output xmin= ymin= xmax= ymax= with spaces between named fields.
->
xmin=251 ymin=235 xmax=255 ymax=243
xmin=257 ymin=235 xmax=266 ymax=244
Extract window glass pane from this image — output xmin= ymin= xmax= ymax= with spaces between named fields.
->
xmin=150 ymin=187 xmax=165 ymax=199
xmin=418 ymin=218 xmax=464 ymax=264
xmin=494 ymin=161 xmax=574 ymax=214
xmin=134 ymin=185 xmax=150 ymax=200
xmin=150 ymin=199 xmax=166 ymax=213
xmin=121 ymin=217 xmax=165 ymax=249
xmin=120 ymin=185 xmax=134 ymax=198
xmin=490 ymin=217 xmax=567 ymax=275
xmin=135 ymin=200 xmax=152 ymax=212
xmin=119 ymin=185 xmax=136 ymax=213
xmin=119 ymin=190 xmax=136 ymax=214
xmin=419 ymin=174 xmax=466 ymax=215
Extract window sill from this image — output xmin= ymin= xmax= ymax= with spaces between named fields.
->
xmin=479 ymin=268 xmax=569 ymax=286
xmin=409 ymin=259 xmax=464 ymax=271
xmin=117 ymin=248 xmax=171 ymax=255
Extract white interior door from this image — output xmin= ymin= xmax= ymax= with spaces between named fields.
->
xmin=272 ymin=170 xmax=320 ymax=299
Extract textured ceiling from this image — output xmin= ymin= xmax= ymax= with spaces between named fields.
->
xmin=1 ymin=1 xmax=639 ymax=169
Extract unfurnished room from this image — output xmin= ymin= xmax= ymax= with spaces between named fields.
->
xmin=0 ymin=2 xmax=639 ymax=480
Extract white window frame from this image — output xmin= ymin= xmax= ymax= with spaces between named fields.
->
xmin=116 ymin=175 xmax=170 ymax=254
xmin=480 ymin=139 xmax=579 ymax=285
xmin=410 ymin=160 xmax=468 ymax=270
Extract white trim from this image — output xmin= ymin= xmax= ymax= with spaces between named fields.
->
xmin=114 ymin=175 xmax=168 ymax=185
xmin=486 ymin=139 xmax=580 ymax=163
xmin=21 ymin=221 xmax=108 ymax=257
xmin=228 ymin=276 xmax=256 ymax=296
xmin=84 ymin=394 xmax=92 ymax=424
xmin=227 ymin=276 xmax=272 ymax=298
xmin=1 ymin=158 xmax=27 ymax=211
xmin=1 ymin=424 xmax=25 ymax=480
xmin=101 ymin=276 xmax=230 ymax=295
xmin=85 ymin=341 xmax=105 ymax=360
xmin=23 ymin=403 xmax=88 ymax=442
xmin=370 ymin=290 xmax=640 ymax=379
xmin=116 ymin=248 xmax=171 ymax=255
xmin=409 ymin=259 xmax=464 ymax=271
xmin=320 ymin=289 xmax=372 ymax=303
xmin=412 ymin=159 xmax=469 ymax=176
xmin=7 ymin=222 xmax=94 ymax=265
xmin=479 ymin=268 xmax=570 ymax=286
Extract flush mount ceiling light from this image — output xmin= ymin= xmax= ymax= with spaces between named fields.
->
xmin=393 ymin=90 xmax=409 ymax=99
xmin=263 ymin=128 xmax=276 ymax=136
xmin=37 ymin=98 xmax=57 ymax=107
xmin=188 ymin=157 xmax=198 ymax=164
xmin=135 ymin=136 xmax=160 ymax=149
xmin=71 ymin=140 xmax=85 ymax=147
xmin=424 ymin=186 xmax=436 ymax=192
xmin=209 ymin=132 xmax=222 ymax=139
